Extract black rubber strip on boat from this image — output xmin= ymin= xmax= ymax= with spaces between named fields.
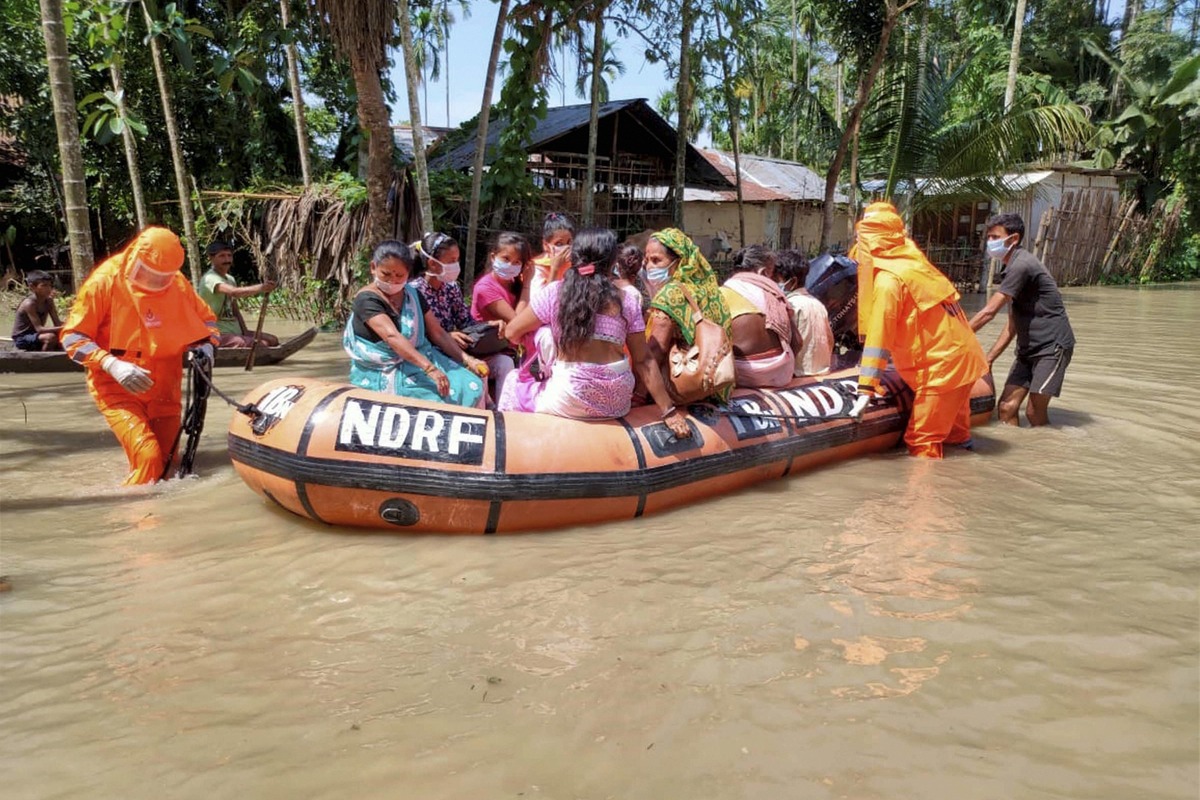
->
xmin=229 ymin=413 xmax=904 ymax=504
xmin=617 ymin=416 xmax=649 ymax=517
xmin=295 ymin=385 xmax=352 ymax=525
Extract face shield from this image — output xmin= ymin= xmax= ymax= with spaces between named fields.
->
xmin=128 ymin=259 xmax=177 ymax=293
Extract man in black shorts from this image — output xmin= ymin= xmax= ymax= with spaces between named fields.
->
xmin=968 ymin=212 xmax=1075 ymax=426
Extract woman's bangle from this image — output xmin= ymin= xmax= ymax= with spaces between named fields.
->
xmin=661 ymin=405 xmax=677 ymax=419
xmin=423 ymin=363 xmax=438 ymax=374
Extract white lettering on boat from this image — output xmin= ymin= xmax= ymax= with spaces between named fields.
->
xmin=251 ymin=384 xmax=305 ymax=436
xmin=335 ymin=398 xmax=487 ymax=465
xmin=774 ymin=380 xmax=859 ymax=424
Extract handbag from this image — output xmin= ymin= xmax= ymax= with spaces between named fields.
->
xmin=665 ymin=287 xmax=735 ymax=404
xmin=460 ymin=321 xmax=509 ymax=357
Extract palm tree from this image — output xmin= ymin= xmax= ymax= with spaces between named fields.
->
xmin=583 ymin=5 xmax=610 ymax=225
xmin=575 ymin=34 xmax=625 ymax=102
xmin=820 ymin=0 xmax=918 ymax=250
xmin=860 ymin=47 xmax=1092 ymax=213
xmin=140 ymin=0 xmax=202 ymax=281
xmin=38 ymin=0 xmax=94 ymax=286
xmin=280 ymin=0 xmax=313 ymax=187
xmin=465 ymin=0 xmax=511 ymax=281
xmin=313 ymin=0 xmax=396 ymax=244
xmin=398 ymin=0 xmax=434 ymax=232
xmin=1003 ymin=0 xmax=1028 ymax=112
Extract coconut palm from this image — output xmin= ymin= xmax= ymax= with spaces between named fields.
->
xmin=38 ymin=0 xmax=94 ymax=286
xmin=858 ymin=45 xmax=1093 ymax=213
xmin=312 ymin=0 xmax=395 ymax=244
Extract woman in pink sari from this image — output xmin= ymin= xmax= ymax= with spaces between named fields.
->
xmin=497 ymin=227 xmax=683 ymax=435
xmin=720 ymin=245 xmax=800 ymax=388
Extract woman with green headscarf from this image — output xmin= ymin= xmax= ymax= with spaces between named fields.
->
xmin=644 ymin=228 xmax=734 ymax=431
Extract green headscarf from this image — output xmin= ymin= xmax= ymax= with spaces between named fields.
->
xmin=648 ymin=228 xmax=733 ymax=403
xmin=648 ymin=228 xmax=731 ymax=346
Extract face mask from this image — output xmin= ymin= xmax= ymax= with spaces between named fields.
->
xmin=778 ymin=280 xmax=791 ymax=293
xmin=986 ymin=236 xmax=1014 ymax=259
xmin=375 ymin=277 xmax=406 ymax=295
xmin=128 ymin=259 xmax=176 ymax=293
xmin=493 ymin=259 xmax=522 ymax=280
xmin=645 ymin=265 xmax=671 ymax=288
xmin=432 ymin=260 xmax=461 ymax=283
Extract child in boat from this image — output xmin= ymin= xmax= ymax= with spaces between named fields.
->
xmin=412 ymin=232 xmax=515 ymax=397
xmin=531 ymin=212 xmax=575 ymax=297
xmin=345 ymin=240 xmax=488 ymax=407
xmin=10 ymin=270 xmax=63 ymax=351
xmin=776 ymin=249 xmax=834 ymax=376
xmin=720 ymin=246 xmax=799 ymax=388
xmin=497 ymin=227 xmax=684 ymax=434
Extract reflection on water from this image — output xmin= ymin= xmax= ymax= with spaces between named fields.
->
xmin=2 ymin=289 xmax=1198 ymax=800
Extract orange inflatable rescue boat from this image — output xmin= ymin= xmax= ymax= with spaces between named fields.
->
xmin=227 ymin=369 xmax=994 ymax=534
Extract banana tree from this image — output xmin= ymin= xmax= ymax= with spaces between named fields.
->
xmin=1089 ymin=45 xmax=1200 ymax=207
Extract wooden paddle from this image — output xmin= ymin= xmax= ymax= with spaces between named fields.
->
xmin=245 ymin=279 xmax=271 ymax=371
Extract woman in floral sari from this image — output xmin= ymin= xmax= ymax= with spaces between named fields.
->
xmin=643 ymin=228 xmax=733 ymax=430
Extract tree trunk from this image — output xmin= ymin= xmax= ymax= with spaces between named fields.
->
xmin=583 ymin=9 xmax=605 ymax=225
xmin=716 ymin=9 xmax=745 ymax=246
xmin=1003 ymin=0 xmax=1027 ymax=113
xmin=39 ymin=0 xmax=94 ymax=287
xmin=109 ymin=62 xmax=148 ymax=229
xmin=791 ymin=0 xmax=799 ymax=161
xmin=142 ymin=1 xmax=201 ymax=282
xmin=353 ymin=53 xmax=395 ymax=244
xmin=280 ymin=0 xmax=312 ymax=187
xmin=820 ymin=0 xmax=914 ymax=249
xmin=465 ymin=0 xmax=510 ymax=285
xmin=397 ymin=0 xmax=433 ymax=234
xmin=673 ymin=0 xmax=692 ymax=228
xmin=835 ymin=59 xmax=844 ymax=129
xmin=443 ymin=5 xmax=452 ymax=126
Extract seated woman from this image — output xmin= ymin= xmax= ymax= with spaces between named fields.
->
xmin=776 ymin=249 xmax=834 ymax=376
xmin=643 ymin=228 xmax=733 ymax=425
xmin=344 ymin=240 xmax=488 ymax=408
xmin=531 ymin=212 xmax=575 ymax=297
xmin=413 ymin=231 xmax=515 ymax=393
xmin=719 ymin=245 xmax=799 ymax=388
xmin=497 ymin=228 xmax=686 ymax=435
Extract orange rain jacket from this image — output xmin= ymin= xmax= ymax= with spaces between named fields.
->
xmin=62 ymin=227 xmax=219 ymax=483
xmin=853 ymin=202 xmax=987 ymax=398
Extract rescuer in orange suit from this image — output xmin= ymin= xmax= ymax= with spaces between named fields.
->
xmin=847 ymin=202 xmax=988 ymax=459
xmin=62 ymin=227 xmax=220 ymax=484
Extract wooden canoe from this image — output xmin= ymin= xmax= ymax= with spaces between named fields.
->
xmin=0 ymin=326 xmax=318 ymax=374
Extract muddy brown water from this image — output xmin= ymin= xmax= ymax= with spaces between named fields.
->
xmin=2 ymin=285 xmax=1197 ymax=799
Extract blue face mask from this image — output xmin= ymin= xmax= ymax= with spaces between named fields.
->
xmin=645 ymin=266 xmax=671 ymax=287
xmin=986 ymin=236 xmax=1014 ymax=259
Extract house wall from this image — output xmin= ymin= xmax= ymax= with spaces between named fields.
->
xmin=683 ymin=202 xmax=851 ymax=256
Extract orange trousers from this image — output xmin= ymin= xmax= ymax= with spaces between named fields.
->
xmin=90 ymin=357 xmax=183 ymax=484
xmin=904 ymin=382 xmax=973 ymax=459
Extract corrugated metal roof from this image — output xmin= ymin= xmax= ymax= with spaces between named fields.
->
xmin=426 ymin=98 xmax=731 ymax=188
xmin=695 ymin=149 xmax=849 ymax=204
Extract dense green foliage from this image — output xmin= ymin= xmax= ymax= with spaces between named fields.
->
xmin=2 ymin=0 xmax=1198 ymax=281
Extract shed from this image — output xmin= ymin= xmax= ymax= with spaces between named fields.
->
xmin=427 ymin=98 xmax=731 ymax=240
xmin=681 ymin=150 xmax=852 ymax=258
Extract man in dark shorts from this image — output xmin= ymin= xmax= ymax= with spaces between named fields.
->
xmin=969 ymin=212 xmax=1075 ymax=426
xmin=10 ymin=270 xmax=63 ymax=350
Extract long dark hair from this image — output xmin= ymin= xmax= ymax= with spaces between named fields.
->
xmin=557 ymin=227 xmax=620 ymax=354
xmin=490 ymin=231 xmax=531 ymax=295
xmin=542 ymin=211 xmax=575 ymax=242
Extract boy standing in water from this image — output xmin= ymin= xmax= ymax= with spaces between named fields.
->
xmin=10 ymin=270 xmax=63 ymax=351
xmin=969 ymin=212 xmax=1076 ymax=427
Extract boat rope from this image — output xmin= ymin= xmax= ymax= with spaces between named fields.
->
xmin=191 ymin=362 xmax=262 ymax=420
xmin=162 ymin=351 xmax=213 ymax=479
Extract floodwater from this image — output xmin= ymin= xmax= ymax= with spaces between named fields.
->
xmin=1 ymin=285 xmax=1197 ymax=800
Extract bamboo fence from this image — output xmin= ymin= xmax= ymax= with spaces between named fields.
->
xmin=1033 ymin=189 xmax=1185 ymax=285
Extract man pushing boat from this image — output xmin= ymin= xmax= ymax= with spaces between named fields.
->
xmin=62 ymin=227 xmax=220 ymax=485
xmin=847 ymin=202 xmax=988 ymax=458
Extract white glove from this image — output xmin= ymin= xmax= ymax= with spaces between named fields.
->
xmin=101 ymin=354 xmax=154 ymax=394
xmin=848 ymin=394 xmax=871 ymax=422
xmin=191 ymin=343 xmax=215 ymax=363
